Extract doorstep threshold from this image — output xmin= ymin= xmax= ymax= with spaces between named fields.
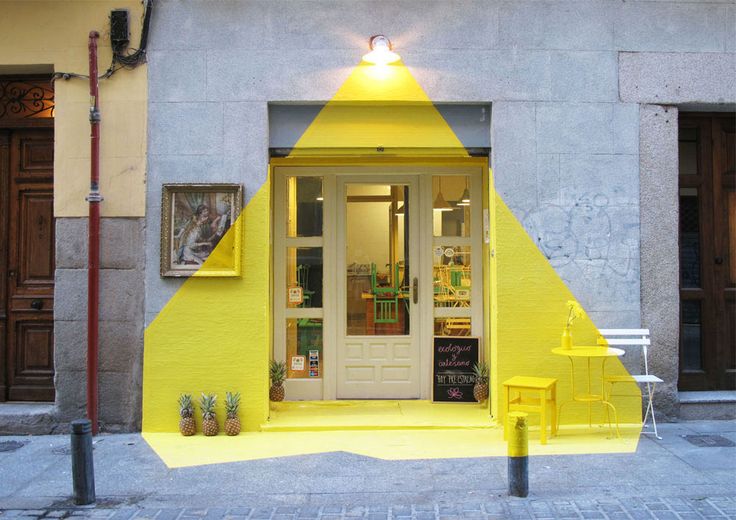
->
xmin=0 ymin=402 xmax=55 ymax=415
xmin=679 ymin=390 xmax=736 ymax=404
xmin=263 ymin=399 xmax=494 ymax=432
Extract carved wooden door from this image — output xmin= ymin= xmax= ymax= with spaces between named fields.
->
xmin=0 ymin=128 xmax=55 ymax=401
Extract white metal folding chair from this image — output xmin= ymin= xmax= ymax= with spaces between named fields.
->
xmin=600 ymin=329 xmax=663 ymax=439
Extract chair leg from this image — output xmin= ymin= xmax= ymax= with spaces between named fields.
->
xmin=644 ymin=382 xmax=662 ymax=440
xmin=604 ymin=381 xmax=613 ymax=429
xmin=503 ymin=385 xmax=509 ymax=440
xmin=550 ymin=384 xmax=557 ymax=436
xmin=539 ymin=389 xmax=547 ymax=445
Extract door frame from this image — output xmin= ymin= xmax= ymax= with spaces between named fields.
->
xmin=271 ymin=158 xmax=488 ymax=401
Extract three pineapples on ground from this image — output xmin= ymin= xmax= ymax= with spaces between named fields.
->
xmin=178 ymin=392 xmax=242 ymax=436
xmin=177 ymin=360 xmax=288 ymax=436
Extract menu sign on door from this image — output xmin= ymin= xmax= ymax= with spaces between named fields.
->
xmin=432 ymin=336 xmax=480 ymax=403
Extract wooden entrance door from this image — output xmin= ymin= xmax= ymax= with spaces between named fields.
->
xmin=0 ymin=128 xmax=55 ymax=401
xmin=678 ymin=114 xmax=736 ymax=391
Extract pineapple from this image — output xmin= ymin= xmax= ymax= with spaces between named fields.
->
xmin=224 ymin=392 xmax=241 ymax=436
xmin=269 ymin=360 xmax=287 ymax=402
xmin=473 ymin=362 xmax=490 ymax=403
xmin=178 ymin=393 xmax=196 ymax=436
xmin=199 ymin=393 xmax=219 ymax=436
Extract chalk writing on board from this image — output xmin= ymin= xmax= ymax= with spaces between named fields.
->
xmin=433 ymin=336 xmax=479 ymax=403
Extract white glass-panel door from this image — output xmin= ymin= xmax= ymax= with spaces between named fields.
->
xmin=336 ymin=176 xmax=420 ymax=398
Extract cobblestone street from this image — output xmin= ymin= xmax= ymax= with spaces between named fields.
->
xmin=1 ymin=497 xmax=736 ymax=520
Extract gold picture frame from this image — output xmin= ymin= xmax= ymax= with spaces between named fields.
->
xmin=160 ymin=183 xmax=243 ymax=277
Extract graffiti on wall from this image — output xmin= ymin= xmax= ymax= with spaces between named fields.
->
xmin=521 ymin=193 xmax=640 ymax=307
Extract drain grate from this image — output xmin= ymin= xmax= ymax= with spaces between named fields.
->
xmin=0 ymin=440 xmax=28 ymax=452
xmin=683 ymin=434 xmax=735 ymax=447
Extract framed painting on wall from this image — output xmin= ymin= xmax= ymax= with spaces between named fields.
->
xmin=160 ymin=183 xmax=243 ymax=277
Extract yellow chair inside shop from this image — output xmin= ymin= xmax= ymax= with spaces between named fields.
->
xmin=433 ymin=265 xmax=471 ymax=307
xmin=502 ymin=376 xmax=558 ymax=445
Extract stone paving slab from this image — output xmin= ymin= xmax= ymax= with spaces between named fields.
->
xmin=2 ymin=497 xmax=736 ymax=520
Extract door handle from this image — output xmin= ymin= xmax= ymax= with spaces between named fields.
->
xmin=715 ymin=256 xmax=724 ymax=265
xmin=31 ymin=299 xmax=43 ymax=310
xmin=412 ymin=277 xmax=418 ymax=304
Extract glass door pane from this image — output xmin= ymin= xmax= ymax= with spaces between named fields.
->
xmin=345 ymin=183 xmax=410 ymax=336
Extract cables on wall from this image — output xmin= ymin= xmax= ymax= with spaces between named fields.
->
xmin=52 ymin=0 xmax=153 ymax=84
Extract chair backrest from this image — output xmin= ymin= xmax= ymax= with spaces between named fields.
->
xmin=296 ymin=263 xmax=309 ymax=284
xmin=598 ymin=329 xmax=652 ymax=375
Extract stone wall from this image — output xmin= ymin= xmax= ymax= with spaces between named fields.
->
xmin=53 ymin=218 xmax=145 ymax=433
xmin=638 ymin=105 xmax=680 ymax=420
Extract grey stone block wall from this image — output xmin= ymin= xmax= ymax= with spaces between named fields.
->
xmin=491 ymin=101 xmax=642 ymax=344
xmin=53 ymin=217 xmax=145 ymax=433
xmin=638 ymin=105 xmax=680 ymax=421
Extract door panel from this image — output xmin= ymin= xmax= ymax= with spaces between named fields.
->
xmin=2 ymin=129 xmax=55 ymax=401
xmin=337 ymin=178 xmax=419 ymax=399
xmin=678 ymin=114 xmax=735 ymax=390
xmin=6 ymin=317 xmax=54 ymax=401
xmin=0 ymin=131 xmax=8 ymax=399
xmin=713 ymin=115 xmax=735 ymax=389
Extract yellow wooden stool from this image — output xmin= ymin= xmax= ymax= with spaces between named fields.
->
xmin=502 ymin=376 xmax=558 ymax=445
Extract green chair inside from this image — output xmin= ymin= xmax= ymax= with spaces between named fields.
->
xmin=370 ymin=263 xmax=400 ymax=324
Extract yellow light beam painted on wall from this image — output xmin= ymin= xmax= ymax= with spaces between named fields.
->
xmin=141 ymin=53 xmax=642 ymax=467
xmin=289 ymin=61 xmax=468 ymax=156
xmin=492 ymin=190 xmax=642 ymax=430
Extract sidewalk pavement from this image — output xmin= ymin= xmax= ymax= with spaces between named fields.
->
xmin=0 ymin=421 xmax=734 ymax=519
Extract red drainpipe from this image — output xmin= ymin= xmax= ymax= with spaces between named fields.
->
xmin=87 ymin=31 xmax=102 ymax=435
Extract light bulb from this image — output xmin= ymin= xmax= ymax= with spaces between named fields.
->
xmin=363 ymin=35 xmax=400 ymax=65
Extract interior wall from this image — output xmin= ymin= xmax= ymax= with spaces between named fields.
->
xmin=346 ymin=202 xmax=390 ymax=270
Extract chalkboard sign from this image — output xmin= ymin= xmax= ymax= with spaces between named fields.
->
xmin=433 ymin=336 xmax=480 ymax=402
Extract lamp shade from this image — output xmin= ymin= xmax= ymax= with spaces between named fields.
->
xmin=457 ymin=187 xmax=471 ymax=206
xmin=433 ymin=191 xmax=453 ymax=212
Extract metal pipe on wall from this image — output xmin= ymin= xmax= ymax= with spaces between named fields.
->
xmin=87 ymin=31 xmax=102 ymax=435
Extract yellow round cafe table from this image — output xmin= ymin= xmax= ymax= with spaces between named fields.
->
xmin=552 ymin=346 xmax=625 ymax=438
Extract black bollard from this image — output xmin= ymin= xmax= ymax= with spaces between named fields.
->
xmin=507 ymin=412 xmax=529 ymax=497
xmin=71 ymin=419 xmax=96 ymax=505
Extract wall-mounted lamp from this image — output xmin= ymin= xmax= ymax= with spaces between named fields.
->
xmin=363 ymin=35 xmax=400 ymax=65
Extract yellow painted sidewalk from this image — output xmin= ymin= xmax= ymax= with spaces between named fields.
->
xmin=143 ymin=426 xmax=640 ymax=469
xmin=143 ymin=400 xmax=641 ymax=468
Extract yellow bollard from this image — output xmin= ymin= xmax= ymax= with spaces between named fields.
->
xmin=507 ymin=411 xmax=529 ymax=497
